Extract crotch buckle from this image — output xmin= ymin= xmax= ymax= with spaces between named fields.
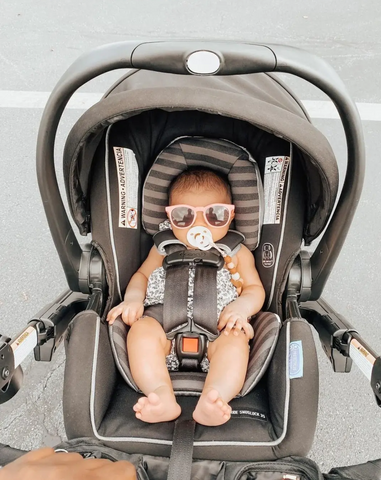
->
xmin=174 ymin=333 xmax=207 ymax=371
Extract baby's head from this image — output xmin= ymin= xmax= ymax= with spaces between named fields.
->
xmin=168 ymin=168 xmax=232 ymax=205
xmin=166 ymin=168 xmax=234 ymax=245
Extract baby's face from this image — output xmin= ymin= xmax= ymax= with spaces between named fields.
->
xmin=168 ymin=188 xmax=234 ymax=247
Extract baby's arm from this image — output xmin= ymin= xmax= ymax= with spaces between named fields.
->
xmin=107 ymin=246 xmax=164 ymax=325
xmin=218 ymin=245 xmax=265 ymax=337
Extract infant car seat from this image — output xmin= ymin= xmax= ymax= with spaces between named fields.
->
xmin=61 ymin=69 xmax=338 ymax=465
xmin=111 ymin=136 xmax=281 ymax=392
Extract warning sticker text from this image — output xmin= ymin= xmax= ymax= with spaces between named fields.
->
xmin=263 ymin=156 xmax=290 ymax=225
xmin=113 ymin=147 xmax=139 ymax=229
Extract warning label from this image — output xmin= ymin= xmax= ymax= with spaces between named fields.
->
xmin=113 ymin=147 xmax=139 ymax=229
xmin=349 ymin=339 xmax=375 ymax=381
xmin=11 ymin=326 xmax=38 ymax=368
xmin=263 ymin=156 xmax=290 ymax=225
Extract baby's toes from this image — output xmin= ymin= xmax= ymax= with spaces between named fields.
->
xmin=223 ymin=405 xmax=232 ymax=418
xmin=133 ymin=397 xmax=147 ymax=412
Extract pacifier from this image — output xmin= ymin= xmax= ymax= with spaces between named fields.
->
xmin=187 ymin=226 xmax=213 ymax=250
xmin=187 ymin=226 xmax=244 ymax=291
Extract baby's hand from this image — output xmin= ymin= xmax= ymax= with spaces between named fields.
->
xmin=107 ymin=300 xmax=144 ymax=326
xmin=218 ymin=304 xmax=254 ymax=339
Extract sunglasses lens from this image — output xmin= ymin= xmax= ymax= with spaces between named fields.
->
xmin=205 ymin=205 xmax=230 ymax=227
xmin=171 ymin=206 xmax=195 ymax=228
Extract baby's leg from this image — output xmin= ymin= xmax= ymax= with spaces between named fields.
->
xmin=193 ymin=331 xmax=250 ymax=426
xmin=127 ymin=316 xmax=181 ymax=423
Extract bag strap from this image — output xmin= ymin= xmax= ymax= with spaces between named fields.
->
xmin=0 ymin=443 xmax=28 ymax=466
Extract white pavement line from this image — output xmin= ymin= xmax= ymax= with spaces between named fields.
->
xmin=302 ymin=100 xmax=381 ymax=121
xmin=0 ymin=91 xmax=103 ymax=109
xmin=0 ymin=90 xmax=381 ymax=121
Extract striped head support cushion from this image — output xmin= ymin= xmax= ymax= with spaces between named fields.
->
xmin=142 ymin=137 xmax=263 ymax=250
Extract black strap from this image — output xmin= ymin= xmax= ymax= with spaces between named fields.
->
xmin=193 ymin=265 xmax=219 ymax=339
xmin=163 ymin=266 xmax=189 ymax=338
xmin=215 ymin=229 xmax=245 ymax=254
xmin=167 ymin=419 xmax=196 ymax=480
xmin=0 ymin=443 xmax=27 ymax=466
xmin=154 ymin=229 xmax=244 ymax=257
xmin=163 ymin=263 xmax=219 ymax=340
xmin=152 ymin=230 xmax=186 ymax=255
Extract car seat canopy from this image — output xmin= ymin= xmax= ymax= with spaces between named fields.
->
xmin=63 ymin=70 xmax=339 ymax=246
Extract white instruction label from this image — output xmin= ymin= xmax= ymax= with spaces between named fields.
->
xmin=349 ymin=339 xmax=375 ymax=381
xmin=113 ymin=147 xmax=139 ymax=229
xmin=289 ymin=340 xmax=304 ymax=379
xmin=11 ymin=326 xmax=38 ymax=368
xmin=263 ymin=156 xmax=290 ymax=225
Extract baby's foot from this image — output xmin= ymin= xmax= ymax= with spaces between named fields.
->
xmin=133 ymin=387 xmax=181 ymax=423
xmin=192 ymin=389 xmax=232 ymax=426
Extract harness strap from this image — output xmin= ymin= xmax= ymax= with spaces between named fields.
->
xmin=153 ymin=230 xmax=186 ymax=255
xmin=153 ymin=229 xmax=245 ymax=257
xmin=156 ymin=229 xmax=245 ymax=342
xmin=193 ymin=265 xmax=219 ymax=339
xmin=163 ymin=266 xmax=189 ymax=338
xmin=215 ymin=229 xmax=245 ymax=256
xmin=167 ymin=419 xmax=196 ymax=480
xmin=163 ymin=263 xmax=219 ymax=340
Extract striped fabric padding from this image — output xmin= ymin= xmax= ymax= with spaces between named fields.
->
xmin=241 ymin=311 xmax=281 ymax=396
xmin=142 ymin=137 xmax=262 ymax=250
xmin=110 ymin=310 xmax=280 ymax=397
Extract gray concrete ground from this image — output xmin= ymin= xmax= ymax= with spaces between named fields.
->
xmin=1 ymin=0 xmax=381 ymax=474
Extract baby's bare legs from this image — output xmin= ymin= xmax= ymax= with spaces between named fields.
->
xmin=127 ymin=317 xmax=181 ymax=423
xmin=193 ymin=331 xmax=250 ymax=426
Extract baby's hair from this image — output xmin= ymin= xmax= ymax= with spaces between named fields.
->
xmin=169 ymin=168 xmax=232 ymax=203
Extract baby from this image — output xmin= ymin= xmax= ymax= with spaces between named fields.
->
xmin=107 ymin=168 xmax=265 ymax=426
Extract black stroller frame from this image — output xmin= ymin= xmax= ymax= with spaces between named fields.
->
xmin=1 ymin=40 xmax=381 ymax=479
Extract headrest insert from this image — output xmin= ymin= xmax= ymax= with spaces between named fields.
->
xmin=142 ymin=137 xmax=263 ymax=250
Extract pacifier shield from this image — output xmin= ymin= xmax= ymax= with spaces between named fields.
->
xmin=187 ymin=226 xmax=213 ymax=250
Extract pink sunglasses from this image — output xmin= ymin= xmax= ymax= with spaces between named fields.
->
xmin=165 ymin=203 xmax=235 ymax=229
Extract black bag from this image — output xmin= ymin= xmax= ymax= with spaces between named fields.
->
xmin=2 ymin=438 xmax=381 ymax=480
xmin=1 ymin=438 xmax=323 ymax=480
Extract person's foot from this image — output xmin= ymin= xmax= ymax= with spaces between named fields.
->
xmin=192 ymin=389 xmax=232 ymax=426
xmin=133 ymin=387 xmax=181 ymax=423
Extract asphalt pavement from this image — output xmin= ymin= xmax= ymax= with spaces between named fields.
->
xmin=0 ymin=0 xmax=381 ymax=473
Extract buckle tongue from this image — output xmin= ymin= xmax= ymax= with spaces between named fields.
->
xmin=163 ymin=250 xmax=224 ymax=270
